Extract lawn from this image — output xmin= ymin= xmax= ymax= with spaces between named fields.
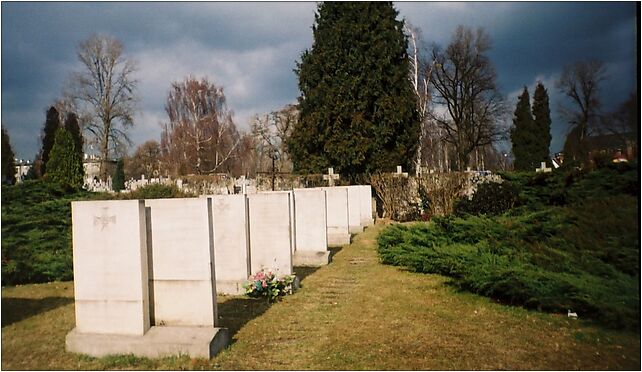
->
xmin=2 ymin=224 xmax=639 ymax=370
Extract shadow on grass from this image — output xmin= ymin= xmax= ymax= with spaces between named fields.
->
xmin=1 ymin=296 xmax=73 ymax=327
xmin=328 ymin=246 xmax=343 ymax=262
xmin=217 ymin=298 xmax=270 ymax=344
xmin=293 ymin=266 xmax=321 ymax=284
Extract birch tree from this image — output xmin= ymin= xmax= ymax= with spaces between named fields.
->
xmin=68 ymin=34 xmax=138 ymax=180
xmin=161 ymin=77 xmax=240 ymax=176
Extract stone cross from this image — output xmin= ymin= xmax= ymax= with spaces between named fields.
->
xmin=393 ymin=165 xmax=408 ymax=178
xmin=323 ymin=167 xmax=340 ymax=186
xmin=535 ymin=161 xmax=552 ymax=173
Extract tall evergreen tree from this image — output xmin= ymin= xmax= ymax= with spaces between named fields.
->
xmin=112 ymin=159 xmax=125 ymax=192
xmin=1 ymin=128 xmax=16 ymax=184
xmin=532 ymin=82 xmax=552 ymax=166
xmin=40 ymin=106 xmax=61 ymax=176
xmin=288 ymin=2 xmax=419 ymax=180
xmin=510 ymin=87 xmax=537 ymax=171
xmin=64 ymin=112 xmax=85 ymax=179
xmin=46 ymin=128 xmax=83 ymax=188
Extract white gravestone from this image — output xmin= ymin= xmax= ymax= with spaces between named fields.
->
xmin=207 ymin=194 xmax=251 ymax=295
xmin=344 ymin=186 xmax=364 ymax=233
xmin=70 ymin=200 xmax=150 ymax=335
xmin=66 ymin=199 xmax=229 ymax=359
xmin=358 ymin=185 xmax=374 ymax=227
xmin=145 ymin=198 xmax=217 ymax=327
xmin=247 ymin=192 xmax=293 ymax=276
xmin=292 ymin=188 xmax=330 ymax=266
xmin=319 ymin=187 xmax=351 ymax=247
xmin=323 ymin=167 xmax=340 ymax=187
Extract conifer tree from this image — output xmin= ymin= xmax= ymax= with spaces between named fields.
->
xmin=1 ymin=128 xmax=16 ymax=184
xmin=64 ymin=113 xmax=84 ymax=164
xmin=40 ymin=106 xmax=61 ymax=176
xmin=510 ymin=87 xmax=536 ymax=171
xmin=288 ymin=2 xmax=419 ymax=179
xmin=46 ymin=128 xmax=84 ymax=188
xmin=532 ymin=82 xmax=552 ymax=165
xmin=112 ymin=159 xmax=125 ymax=192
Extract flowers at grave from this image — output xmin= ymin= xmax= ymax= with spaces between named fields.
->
xmin=243 ymin=269 xmax=296 ymax=303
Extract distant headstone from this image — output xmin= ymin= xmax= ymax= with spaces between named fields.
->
xmin=319 ymin=186 xmax=350 ymax=247
xmin=393 ymin=165 xmax=408 ymax=177
xmin=358 ymin=185 xmax=374 ymax=227
xmin=535 ymin=161 xmax=552 ymax=173
xmin=247 ymin=192 xmax=294 ymax=276
xmin=207 ymin=194 xmax=251 ymax=295
xmin=323 ymin=167 xmax=340 ymax=186
xmin=292 ymin=188 xmax=329 ymax=266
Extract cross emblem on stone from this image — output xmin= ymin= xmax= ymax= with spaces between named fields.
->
xmin=322 ymin=167 xmax=340 ymax=186
xmin=393 ymin=165 xmax=408 ymax=178
xmin=93 ymin=207 xmax=116 ymax=231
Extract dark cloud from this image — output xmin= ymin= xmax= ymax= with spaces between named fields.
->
xmin=1 ymin=2 xmax=637 ymax=160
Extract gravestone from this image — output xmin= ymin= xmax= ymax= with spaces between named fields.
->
xmin=292 ymin=188 xmax=330 ymax=266
xmin=247 ymin=192 xmax=293 ymax=276
xmin=319 ymin=186 xmax=351 ymax=247
xmin=323 ymin=167 xmax=340 ymax=186
xmin=326 ymin=186 xmax=363 ymax=234
xmin=144 ymin=198 xmax=217 ymax=327
xmin=393 ymin=165 xmax=408 ymax=177
xmin=206 ymin=194 xmax=251 ymax=295
xmin=535 ymin=161 xmax=552 ymax=173
xmin=358 ymin=185 xmax=374 ymax=227
xmin=66 ymin=199 xmax=228 ymax=359
xmin=69 ymin=200 xmax=150 ymax=335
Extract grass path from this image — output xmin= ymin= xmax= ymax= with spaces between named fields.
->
xmin=2 ymin=223 xmax=639 ymax=370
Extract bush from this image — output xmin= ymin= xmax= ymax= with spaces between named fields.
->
xmin=1 ymin=180 xmax=106 ymax=285
xmin=121 ymin=184 xmax=191 ymax=199
xmin=454 ymin=181 xmax=520 ymax=216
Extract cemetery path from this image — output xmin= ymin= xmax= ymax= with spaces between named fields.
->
xmin=1 ymin=223 xmax=639 ymax=370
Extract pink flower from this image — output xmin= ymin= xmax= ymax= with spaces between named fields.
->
xmin=261 ymin=280 xmax=267 ymax=288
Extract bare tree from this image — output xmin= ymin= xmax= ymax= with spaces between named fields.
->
xmin=557 ymin=60 xmax=606 ymax=162
xmin=161 ymin=76 xmax=240 ymax=176
xmin=125 ymin=140 xmax=161 ymax=179
xmin=250 ymin=104 xmax=298 ymax=174
xmin=429 ymin=26 xmax=504 ymax=171
xmin=67 ymin=34 xmax=138 ymax=180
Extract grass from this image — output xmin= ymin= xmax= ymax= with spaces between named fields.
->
xmin=2 ymin=224 xmax=640 ymax=370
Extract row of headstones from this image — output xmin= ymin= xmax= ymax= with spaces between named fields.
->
xmin=66 ymin=185 xmax=373 ymax=359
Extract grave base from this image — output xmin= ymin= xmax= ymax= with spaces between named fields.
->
xmin=216 ymin=280 xmax=247 ymax=296
xmin=327 ymin=233 xmax=351 ymax=247
xmin=349 ymin=225 xmax=364 ymax=234
xmin=66 ymin=326 xmax=229 ymax=359
xmin=293 ymin=251 xmax=331 ymax=266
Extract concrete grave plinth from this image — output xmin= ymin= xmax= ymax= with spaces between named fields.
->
xmin=292 ymin=188 xmax=330 ymax=266
xmin=319 ymin=187 xmax=351 ymax=247
xmin=66 ymin=326 xmax=228 ymax=359
xmin=206 ymin=194 xmax=251 ymax=295
xmin=145 ymin=198 xmax=217 ymax=327
xmin=247 ymin=192 xmax=294 ymax=276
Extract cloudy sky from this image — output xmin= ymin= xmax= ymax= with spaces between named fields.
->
xmin=2 ymin=2 xmax=637 ymax=160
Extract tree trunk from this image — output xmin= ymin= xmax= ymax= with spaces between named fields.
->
xmin=100 ymin=121 xmax=111 ymax=181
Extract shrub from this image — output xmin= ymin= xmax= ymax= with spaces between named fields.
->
xmin=45 ymin=128 xmax=84 ymax=188
xmin=243 ymin=269 xmax=296 ymax=303
xmin=122 ymin=184 xmax=190 ymax=199
xmin=454 ymin=181 xmax=519 ymax=216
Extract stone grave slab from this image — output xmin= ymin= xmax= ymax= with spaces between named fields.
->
xmin=145 ymin=198 xmax=217 ymax=327
xmin=70 ymin=199 xmax=150 ymax=336
xmin=318 ymin=187 xmax=350 ymax=247
xmin=206 ymin=194 xmax=251 ymax=295
xmin=292 ymin=188 xmax=330 ymax=266
xmin=247 ymin=192 xmax=293 ymax=276
xmin=358 ymin=185 xmax=374 ymax=227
